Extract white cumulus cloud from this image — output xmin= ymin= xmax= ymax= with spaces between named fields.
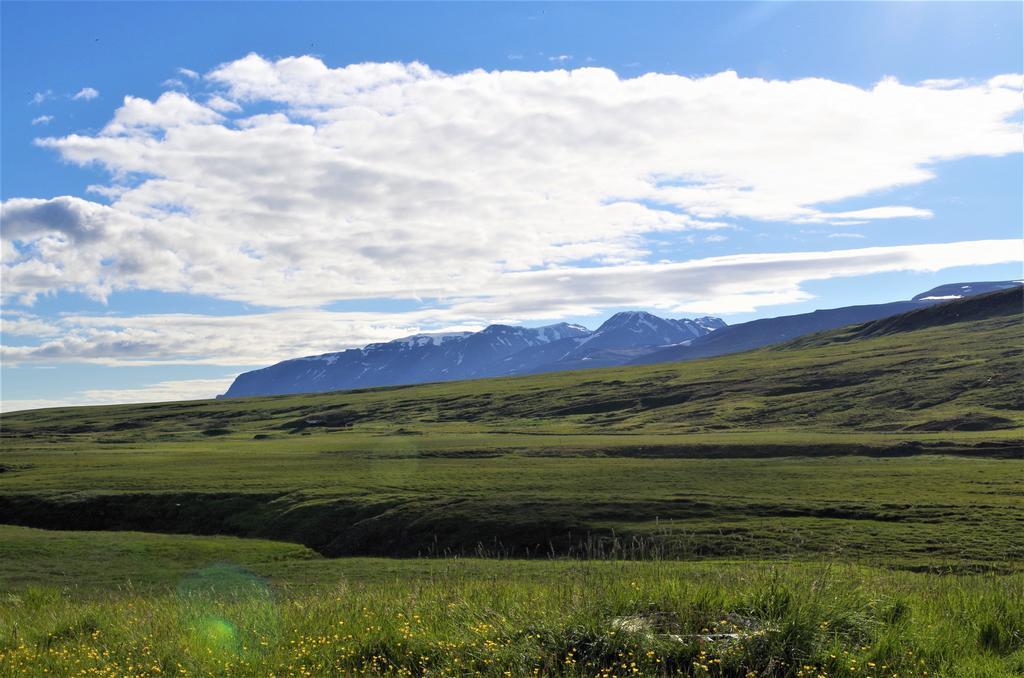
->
xmin=205 ymin=94 xmax=242 ymax=112
xmin=72 ymin=87 xmax=100 ymax=101
xmin=2 ymin=239 xmax=1020 ymax=367
xmin=1 ymin=56 xmax=1021 ymax=313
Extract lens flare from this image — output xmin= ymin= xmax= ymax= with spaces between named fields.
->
xmin=176 ymin=564 xmax=279 ymax=658
xmin=193 ymin=614 xmax=240 ymax=654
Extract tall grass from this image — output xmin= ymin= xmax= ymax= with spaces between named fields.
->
xmin=2 ymin=559 xmax=1021 ymax=676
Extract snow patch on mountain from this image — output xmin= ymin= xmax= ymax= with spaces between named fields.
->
xmin=222 ymin=311 xmax=724 ymax=397
xmin=394 ymin=331 xmax=474 ymax=347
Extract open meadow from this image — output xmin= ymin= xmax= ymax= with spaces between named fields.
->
xmin=2 ymin=525 xmax=1023 ymax=677
xmin=4 ymin=1 xmax=1024 ymax=673
xmin=1 ymin=291 xmax=1022 ymax=675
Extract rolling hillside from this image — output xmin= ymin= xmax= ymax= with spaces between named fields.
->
xmin=1 ymin=289 xmax=1021 ymax=564
xmin=633 ymin=280 xmax=1021 ymax=365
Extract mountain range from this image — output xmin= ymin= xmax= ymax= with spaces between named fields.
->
xmin=221 ymin=280 xmax=1020 ymax=398
xmin=222 ymin=313 xmax=724 ymax=397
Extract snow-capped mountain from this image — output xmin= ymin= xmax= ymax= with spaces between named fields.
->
xmin=495 ymin=312 xmax=727 ymax=375
xmin=580 ymin=312 xmax=725 ymax=350
xmin=221 ymin=315 xmax=721 ymax=397
xmin=910 ymin=281 xmax=1021 ymax=302
xmin=221 ymin=280 xmax=1021 ymax=399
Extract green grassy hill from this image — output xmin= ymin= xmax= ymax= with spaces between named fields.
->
xmin=1 ymin=289 xmax=1021 ymax=565
xmin=2 ymin=291 xmax=1023 ymax=676
xmin=4 ymin=524 xmax=1022 ymax=677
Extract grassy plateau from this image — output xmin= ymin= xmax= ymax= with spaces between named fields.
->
xmin=0 ymin=289 xmax=1021 ymax=675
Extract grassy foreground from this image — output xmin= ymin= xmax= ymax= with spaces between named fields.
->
xmin=1 ymin=526 xmax=1022 ymax=677
xmin=1 ymin=292 xmax=1021 ymax=675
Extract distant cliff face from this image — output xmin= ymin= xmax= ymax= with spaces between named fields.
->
xmin=222 ymin=314 xmax=724 ymax=398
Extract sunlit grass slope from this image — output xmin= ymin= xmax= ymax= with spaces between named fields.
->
xmin=1 ymin=525 xmax=1022 ymax=677
xmin=1 ymin=290 xmax=1021 ymax=564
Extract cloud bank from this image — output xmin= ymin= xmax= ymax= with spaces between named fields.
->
xmin=1 ymin=56 xmax=1019 ymax=311
xmin=3 ymin=239 xmax=1020 ymax=367
xmin=0 ymin=376 xmax=238 ymax=413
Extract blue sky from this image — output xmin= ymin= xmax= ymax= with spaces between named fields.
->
xmin=1 ymin=2 xmax=1022 ymax=410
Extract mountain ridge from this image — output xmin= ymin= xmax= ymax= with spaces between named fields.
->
xmin=631 ymin=280 xmax=1021 ymax=366
xmin=222 ymin=314 xmax=720 ymax=397
xmin=222 ymin=280 xmax=1020 ymax=398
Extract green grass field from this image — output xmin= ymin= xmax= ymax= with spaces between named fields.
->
xmin=1 ymin=299 xmax=1021 ymax=565
xmin=1 ymin=525 xmax=1022 ymax=677
xmin=1 ymin=291 xmax=1021 ymax=675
